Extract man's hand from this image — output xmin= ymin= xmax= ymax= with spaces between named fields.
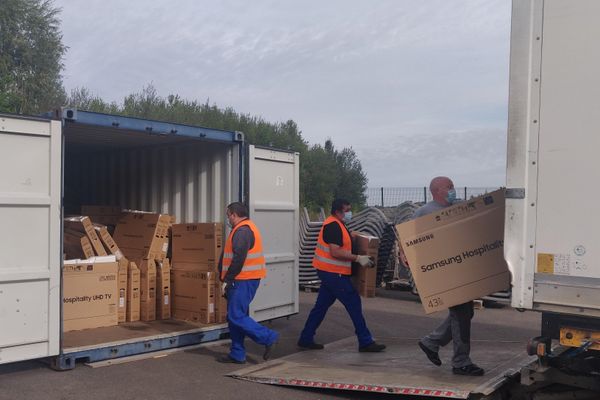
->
xmin=222 ymin=282 xmax=229 ymax=299
xmin=398 ymin=248 xmax=409 ymax=267
xmin=355 ymin=255 xmax=374 ymax=268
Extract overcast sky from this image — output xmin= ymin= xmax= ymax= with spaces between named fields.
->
xmin=55 ymin=0 xmax=511 ymax=187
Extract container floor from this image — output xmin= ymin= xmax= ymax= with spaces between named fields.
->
xmin=63 ymin=319 xmax=227 ymax=352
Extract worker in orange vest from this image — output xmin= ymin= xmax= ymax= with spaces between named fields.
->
xmin=298 ymin=198 xmax=386 ymax=352
xmin=217 ymin=202 xmax=279 ymax=364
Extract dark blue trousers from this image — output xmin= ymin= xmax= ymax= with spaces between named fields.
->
xmin=226 ymin=279 xmax=279 ymax=361
xmin=299 ymin=270 xmax=374 ymax=348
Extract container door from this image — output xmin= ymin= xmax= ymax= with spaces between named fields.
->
xmin=247 ymin=145 xmax=299 ymax=320
xmin=0 ymin=115 xmax=62 ymax=364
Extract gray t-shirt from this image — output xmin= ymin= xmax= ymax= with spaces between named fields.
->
xmin=413 ymin=200 xmax=448 ymax=218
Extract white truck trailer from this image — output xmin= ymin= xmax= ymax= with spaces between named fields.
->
xmin=0 ymin=109 xmax=299 ymax=369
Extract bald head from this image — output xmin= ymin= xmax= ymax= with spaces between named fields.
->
xmin=429 ymin=176 xmax=454 ymax=206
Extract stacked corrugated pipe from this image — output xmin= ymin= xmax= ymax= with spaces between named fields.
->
xmin=299 ymin=208 xmax=326 ymax=286
xmin=299 ymin=206 xmax=406 ymax=289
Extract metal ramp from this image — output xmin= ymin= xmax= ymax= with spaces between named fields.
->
xmin=228 ymin=337 xmax=535 ymax=398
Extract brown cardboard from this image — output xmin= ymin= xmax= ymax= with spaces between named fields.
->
xmin=396 ymin=189 xmax=510 ymax=314
xmin=172 ymin=270 xmax=215 ymax=324
xmin=94 ymin=224 xmax=124 ymax=260
xmin=156 ymin=258 xmax=171 ymax=320
xmin=63 ymin=229 xmax=95 ymax=259
xmin=64 ymin=216 xmax=107 ymax=256
xmin=113 ymin=211 xmax=171 ymax=262
xmin=117 ymin=258 xmax=128 ymax=323
xmin=62 ymin=261 xmax=119 ymax=331
xmin=127 ymin=261 xmax=141 ymax=322
xmin=214 ymin=282 xmax=228 ymax=324
xmin=171 ymin=223 xmax=223 ymax=265
xmin=171 ymin=262 xmax=216 ymax=272
xmin=139 ymin=259 xmax=157 ymax=321
xmin=81 ymin=205 xmax=122 ymax=226
xmin=351 ymin=233 xmax=379 ymax=298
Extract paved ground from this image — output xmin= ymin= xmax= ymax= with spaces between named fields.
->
xmin=0 ymin=289 xmax=540 ymax=400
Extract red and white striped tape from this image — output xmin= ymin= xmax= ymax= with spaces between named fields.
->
xmin=279 ymin=378 xmax=464 ymax=398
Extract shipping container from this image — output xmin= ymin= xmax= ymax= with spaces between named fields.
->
xmin=0 ymin=109 xmax=299 ymax=368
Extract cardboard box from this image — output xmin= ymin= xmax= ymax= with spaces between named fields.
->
xmin=94 ymin=224 xmax=124 ymax=260
xmin=64 ymin=216 xmax=107 ymax=256
xmin=139 ymin=259 xmax=157 ymax=321
xmin=172 ymin=270 xmax=215 ymax=324
xmin=117 ymin=258 xmax=128 ymax=323
xmin=62 ymin=261 xmax=119 ymax=331
xmin=81 ymin=205 xmax=122 ymax=227
xmin=63 ymin=229 xmax=95 ymax=259
xmin=113 ymin=211 xmax=171 ymax=262
xmin=156 ymin=258 xmax=171 ymax=320
xmin=171 ymin=262 xmax=216 ymax=272
xmin=351 ymin=233 xmax=379 ymax=298
xmin=214 ymin=282 xmax=228 ymax=324
xmin=171 ymin=223 xmax=223 ymax=266
xmin=127 ymin=261 xmax=141 ymax=322
xmin=396 ymin=189 xmax=510 ymax=314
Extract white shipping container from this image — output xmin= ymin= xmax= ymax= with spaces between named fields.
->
xmin=0 ymin=109 xmax=299 ymax=367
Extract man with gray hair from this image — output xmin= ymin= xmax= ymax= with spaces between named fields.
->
xmin=407 ymin=176 xmax=484 ymax=376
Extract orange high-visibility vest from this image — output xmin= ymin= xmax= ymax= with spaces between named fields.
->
xmin=313 ymin=216 xmax=352 ymax=275
xmin=221 ymin=219 xmax=266 ymax=280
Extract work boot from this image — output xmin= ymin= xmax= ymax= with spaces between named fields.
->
xmin=358 ymin=342 xmax=386 ymax=352
xmin=418 ymin=341 xmax=442 ymax=366
xmin=263 ymin=342 xmax=277 ymax=360
xmin=216 ymin=355 xmax=246 ymax=364
xmin=297 ymin=341 xmax=325 ymax=350
xmin=452 ymin=364 xmax=485 ymax=376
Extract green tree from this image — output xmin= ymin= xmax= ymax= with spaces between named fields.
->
xmin=0 ymin=0 xmax=67 ymax=114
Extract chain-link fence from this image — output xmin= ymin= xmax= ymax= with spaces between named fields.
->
xmin=366 ymin=187 xmax=499 ymax=207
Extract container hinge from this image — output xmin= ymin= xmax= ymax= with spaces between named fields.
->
xmin=505 ymin=188 xmax=526 ymax=199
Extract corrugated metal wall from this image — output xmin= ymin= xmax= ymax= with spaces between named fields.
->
xmin=65 ymin=141 xmax=239 ymax=223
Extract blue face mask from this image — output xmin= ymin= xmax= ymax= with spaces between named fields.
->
xmin=343 ymin=211 xmax=353 ymax=223
xmin=446 ymin=188 xmax=457 ymax=204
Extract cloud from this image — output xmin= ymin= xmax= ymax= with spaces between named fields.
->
xmin=55 ymin=0 xmax=511 ymax=187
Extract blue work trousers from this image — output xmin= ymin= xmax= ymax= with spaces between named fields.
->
xmin=226 ymin=279 xmax=279 ymax=362
xmin=299 ymin=270 xmax=374 ymax=348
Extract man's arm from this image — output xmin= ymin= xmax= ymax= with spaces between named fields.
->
xmin=322 ymin=222 xmax=358 ymax=261
xmin=224 ymin=226 xmax=254 ymax=283
xmin=329 ymin=243 xmax=357 ymax=262
xmin=217 ymin=250 xmax=225 ymax=280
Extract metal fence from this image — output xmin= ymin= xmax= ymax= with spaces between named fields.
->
xmin=366 ymin=187 xmax=498 ymax=207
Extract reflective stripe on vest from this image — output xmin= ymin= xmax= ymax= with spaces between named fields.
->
xmin=221 ymin=219 xmax=267 ymax=280
xmin=312 ymin=216 xmax=352 ymax=275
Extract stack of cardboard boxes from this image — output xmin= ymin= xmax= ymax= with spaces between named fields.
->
xmin=352 ymin=233 xmax=379 ymax=298
xmin=81 ymin=205 xmax=123 ymax=233
xmin=113 ymin=211 xmax=172 ymax=322
xmin=171 ymin=223 xmax=225 ymax=324
xmin=62 ymin=209 xmax=228 ymax=331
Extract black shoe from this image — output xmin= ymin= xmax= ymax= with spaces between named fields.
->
xmin=216 ymin=355 xmax=246 ymax=364
xmin=297 ymin=341 xmax=325 ymax=350
xmin=359 ymin=342 xmax=386 ymax=352
xmin=418 ymin=341 xmax=442 ymax=366
xmin=263 ymin=342 xmax=276 ymax=361
xmin=452 ymin=364 xmax=485 ymax=376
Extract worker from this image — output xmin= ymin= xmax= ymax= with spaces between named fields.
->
xmin=404 ymin=176 xmax=484 ymax=376
xmin=297 ymin=198 xmax=386 ymax=353
xmin=217 ymin=202 xmax=279 ymax=364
